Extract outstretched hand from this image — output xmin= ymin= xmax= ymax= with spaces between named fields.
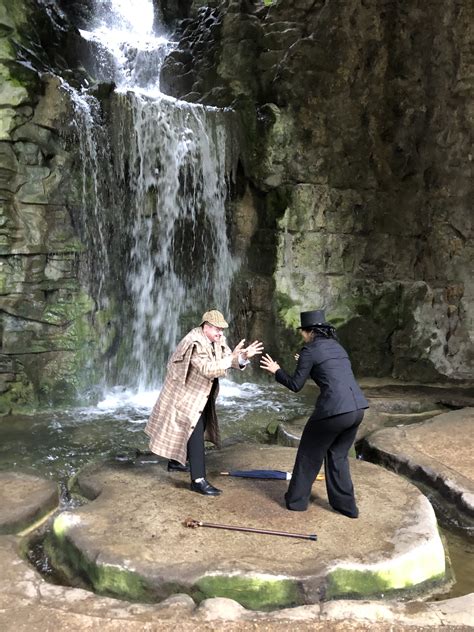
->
xmin=241 ymin=340 xmax=264 ymax=360
xmin=232 ymin=339 xmax=246 ymax=359
xmin=260 ymin=353 xmax=281 ymax=374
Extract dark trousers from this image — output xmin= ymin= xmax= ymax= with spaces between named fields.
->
xmin=186 ymin=379 xmax=217 ymax=480
xmin=187 ymin=413 xmax=207 ymax=480
xmin=285 ymin=409 xmax=364 ymax=515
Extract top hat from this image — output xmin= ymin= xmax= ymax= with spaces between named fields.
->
xmin=297 ymin=309 xmax=327 ymax=329
xmin=201 ymin=309 xmax=229 ymax=329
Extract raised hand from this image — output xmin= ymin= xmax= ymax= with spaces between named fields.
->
xmin=232 ymin=339 xmax=246 ymax=359
xmin=260 ymin=353 xmax=281 ymax=374
xmin=241 ymin=340 xmax=264 ymax=360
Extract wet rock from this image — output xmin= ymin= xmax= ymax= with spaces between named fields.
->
xmin=49 ymin=444 xmax=448 ymax=607
xmin=0 ymin=471 xmax=58 ymax=534
xmin=361 ymin=408 xmax=474 ymax=525
xmin=0 ymin=2 xmax=103 ymax=412
xmin=176 ymin=0 xmax=474 ymax=382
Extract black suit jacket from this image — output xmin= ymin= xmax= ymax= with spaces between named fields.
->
xmin=275 ymin=337 xmax=368 ymax=420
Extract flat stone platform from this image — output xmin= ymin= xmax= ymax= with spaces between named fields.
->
xmin=362 ymin=408 xmax=474 ymax=524
xmin=0 ymin=471 xmax=58 ymax=535
xmin=0 ymin=461 xmax=471 ymax=630
xmin=50 ymin=444 xmax=447 ymax=609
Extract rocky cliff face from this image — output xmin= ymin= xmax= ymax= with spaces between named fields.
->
xmin=161 ymin=0 xmax=473 ymax=380
xmin=0 ymin=0 xmax=472 ymax=413
xmin=0 ymin=0 xmax=103 ymax=412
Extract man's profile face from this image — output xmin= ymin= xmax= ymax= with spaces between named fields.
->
xmin=203 ymin=322 xmax=225 ymax=343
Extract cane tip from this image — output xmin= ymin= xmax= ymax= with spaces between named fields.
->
xmin=184 ymin=517 xmax=199 ymax=528
xmin=220 ymin=471 xmax=229 ymax=475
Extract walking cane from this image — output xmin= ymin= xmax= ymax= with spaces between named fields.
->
xmin=184 ymin=518 xmax=317 ymax=541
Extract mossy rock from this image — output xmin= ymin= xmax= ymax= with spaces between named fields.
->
xmin=44 ymin=447 xmax=449 ymax=609
xmin=194 ymin=574 xmax=303 ymax=610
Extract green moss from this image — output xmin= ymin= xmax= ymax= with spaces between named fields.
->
xmin=275 ymin=290 xmax=299 ymax=329
xmin=0 ymin=0 xmax=29 ymax=31
xmin=0 ymin=380 xmax=36 ymax=415
xmin=41 ymin=290 xmax=94 ymax=326
xmin=49 ymin=513 xmax=196 ymax=603
xmin=0 ymin=38 xmax=15 ymax=61
xmin=265 ymin=419 xmax=279 ymax=436
xmin=51 ymin=514 xmax=153 ymax=600
xmin=0 ymin=62 xmax=37 ymax=107
xmin=326 ymin=537 xmax=446 ymax=599
xmin=194 ymin=574 xmax=303 ymax=610
xmin=1 ymin=282 xmax=109 ymax=411
xmin=90 ymin=561 xmax=151 ymax=600
xmin=31 ymin=290 xmax=101 ymax=406
xmin=50 ymin=514 xmax=304 ymax=609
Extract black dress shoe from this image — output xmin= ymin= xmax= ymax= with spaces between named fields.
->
xmin=167 ymin=459 xmax=190 ymax=472
xmin=334 ymin=506 xmax=359 ymax=519
xmin=190 ymin=479 xmax=222 ymax=496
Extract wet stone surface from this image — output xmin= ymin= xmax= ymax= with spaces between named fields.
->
xmin=361 ymin=408 xmax=474 ymax=525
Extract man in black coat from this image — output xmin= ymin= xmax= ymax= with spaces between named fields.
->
xmin=261 ymin=309 xmax=368 ymax=518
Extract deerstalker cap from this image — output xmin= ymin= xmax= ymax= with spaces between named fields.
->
xmin=297 ymin=309 xmax=327 ymax=329
xmin=201 ymin=309 xmax=229 ymax=329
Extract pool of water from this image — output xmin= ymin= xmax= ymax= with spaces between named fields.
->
xmin=0 ymin=380 xmax=314 ymax=482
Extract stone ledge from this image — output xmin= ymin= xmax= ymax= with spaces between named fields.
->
xmin=361 ymin=408 xmax=474 ymax=523
xmin=0 ymin=471 xmax=59 ymax=535
xmin=0 ymin=536 xmax=472 ymax=630
xmin=269 ymin=384 xmax=474 ymax=450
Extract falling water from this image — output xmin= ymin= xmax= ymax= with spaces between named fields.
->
xmin=67 ymin=0 xmax=238 ymax=390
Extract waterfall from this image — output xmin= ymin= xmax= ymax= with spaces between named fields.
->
xmin=67 ymin=0 xmax=238 ymax=390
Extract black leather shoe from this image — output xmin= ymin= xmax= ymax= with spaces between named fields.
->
xmin=167 ymin=459 xmax=190 ymax=472
xmin=335 ymin=507 xmax=359 ymax=519
xmin=190 ymin=479 xmax=222 ymax=496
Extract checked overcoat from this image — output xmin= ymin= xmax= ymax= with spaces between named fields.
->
xmin=145 ymin=327 xmax=241 ymax=465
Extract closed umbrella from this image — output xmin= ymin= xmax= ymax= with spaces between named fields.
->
xmin=220 ymin=469 xmax=324 ymax=481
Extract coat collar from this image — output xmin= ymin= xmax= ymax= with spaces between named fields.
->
xmin=173 ymin=327 xmax=227 ymax=361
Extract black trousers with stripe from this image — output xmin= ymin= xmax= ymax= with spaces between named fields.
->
xmin=187 ymin=413 xmax=207 ymax=480
xmin=187 ymin=379 xmax=218 ymax=480
xmin=285 ymin=409 xmax=364 ymax=515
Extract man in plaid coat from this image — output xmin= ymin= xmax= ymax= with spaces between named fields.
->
xmin=145 ymin=310 xmax=263 ymax=496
